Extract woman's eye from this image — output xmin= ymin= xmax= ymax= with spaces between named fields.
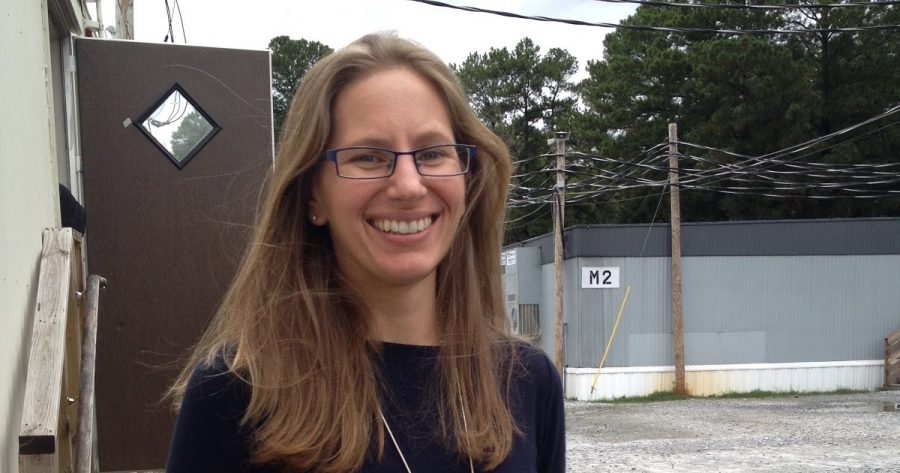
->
xmin=418 ymin=150 xmax=448 ymax=163
xmin=346 ymin=151 xmax=390 ymax=166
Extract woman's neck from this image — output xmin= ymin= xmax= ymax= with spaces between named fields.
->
xmin=353 ymin=273 xmax=440 ymax=346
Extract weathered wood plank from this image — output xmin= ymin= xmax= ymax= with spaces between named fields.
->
xmin=18 ymin=453 xmax=57 ymax=473
xmin=19 ymin=228 xmax=73 ymax=463
xmin=887 ymin=338 xmax=900 ymax=355
xmin=60 ymin=239 xmax=83 ymax=473
xmin=887 ymin=330 xmax=900 ymax=387
xmin=887 ymin=328 xmax=900 ymax=347
xmin=887 ymin=362 xmax=900 ymax=381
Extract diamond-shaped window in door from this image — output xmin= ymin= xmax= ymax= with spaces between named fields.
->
xmin=136 ymin=83 xmax=221 ymax=169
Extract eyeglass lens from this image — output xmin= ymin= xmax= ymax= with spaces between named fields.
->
xmin=334 ymin=145 xmax=470 ymax=179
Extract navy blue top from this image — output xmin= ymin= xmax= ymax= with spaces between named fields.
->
xmin=167 ymin=342 xmax=565 ymax=472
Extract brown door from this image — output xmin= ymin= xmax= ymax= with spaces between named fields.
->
xmin=75 ymin=37 xmax=272 ymax=470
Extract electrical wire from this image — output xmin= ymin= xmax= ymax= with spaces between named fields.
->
xmin=638 ymin=185 xmax=668 ymax=257
xmin=594 ymin=0 xmax=900 ymax=10
xmin=506 ymin=115 xmax=900 ymax=207
xmin=660 ymin=105 xmax=900 ymax=194
xmin=163 ymin=0 xmax=175 ymax=43
xmin=175 ymin=0 xmax=187 ymax=43
xmin=406 ymin=0 xmax=900 ymax=35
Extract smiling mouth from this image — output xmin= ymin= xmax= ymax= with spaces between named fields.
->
xmin=372 ymin=216 xmax=435 ymax=235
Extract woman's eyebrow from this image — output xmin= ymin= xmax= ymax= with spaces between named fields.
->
xmin=340 ymin=130 xmax=455 ymax=149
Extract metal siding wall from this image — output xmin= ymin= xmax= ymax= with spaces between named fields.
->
xmin=556 ymin=218 xmax=900 ymax=258
xmin=551 ymin=254 xmax=900 ymax=369
xmin=569 ymin=225 xmax=671 ymax=257
xmin=566 ymin=361 xmax=885 ymax=400
xmin=566 ymin=257 xmax=672 ymax=368
xmin=682 ymin=219 xmax=900 ymax=256
xmin=537 ymin=264 xmax=555 ymax=357
xmin=508 ymin=220 xmax=900 ymax=372
xmin=515 ymin=247 xmax=542 ymax=305
xmin=683 ymin=255 xmax=900 ymax=364
xmin=534 ymin=259 xmax=580 ymax=366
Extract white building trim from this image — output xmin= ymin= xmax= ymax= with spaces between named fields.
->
xmin=566 ymin=360 xmax=885 ymax=401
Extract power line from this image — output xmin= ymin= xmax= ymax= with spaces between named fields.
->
xmin=163 ymin=0 xmax=175 ymax=43
xmin=659 ymin=105 xmax=900 ymax=193
xmin=407 ymin=0 xmax=900 ymax=35
xmin=175 ymin=0 xmax=187 ymax=43
xmin=594 ymin=0 xmax=900 ymax=10
xmin=505 ymin=110 xmax=900 ymax=206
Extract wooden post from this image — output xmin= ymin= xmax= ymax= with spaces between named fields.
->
xmin=115 ymin=0 xmax=134 ymax=39
xmin=19 ymin=229 xmax=74 ymax=473
xmin=886 ymin=328 xmax=900 ymax=389
xmin=553 ymin=132 xmax=569 ymax=377
xmin=669 ymin=123 xmax=686 ymax=395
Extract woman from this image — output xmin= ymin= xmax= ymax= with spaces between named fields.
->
xmin=167 ymin=33 xmax=564 ymax=473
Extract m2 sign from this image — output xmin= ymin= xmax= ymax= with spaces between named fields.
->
xmin=582 ymin=267 xmax=620 ymax=288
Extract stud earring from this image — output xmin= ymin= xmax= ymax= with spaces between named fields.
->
xmin=311 ymin=215 xmax=318 ymax=222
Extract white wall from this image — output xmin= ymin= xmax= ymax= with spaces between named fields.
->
xmin=0 ymin=0 xmax=62 ymax=470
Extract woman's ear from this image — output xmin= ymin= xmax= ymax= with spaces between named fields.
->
xmin=308 ymin=182 xmax=328 ymax=226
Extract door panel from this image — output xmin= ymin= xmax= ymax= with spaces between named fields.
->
xmin=76 ymin=37 xmax=272 ymax=470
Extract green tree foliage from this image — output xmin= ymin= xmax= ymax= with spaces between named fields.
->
xmin=170 ymin=110 xmax=213 ymax=161
xmin=453 ymin=38 xmax=579 ymax=242
xmin=269 ymin=36 xmax=333 ymax=137
xmin=577 ymin=3 xmax=900 ymax=226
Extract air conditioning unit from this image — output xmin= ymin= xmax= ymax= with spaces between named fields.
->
xmin=510 ymin=303 xmax=541 ymax=338
xmin=501 ymin=247 xmax=542 ymax=339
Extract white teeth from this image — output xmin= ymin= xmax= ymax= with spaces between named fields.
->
xmin=374 ymin=216 xmax=433 ymax=235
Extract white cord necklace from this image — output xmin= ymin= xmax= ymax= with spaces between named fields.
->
xmin=379 ymin=386 xmax=475 ymax=473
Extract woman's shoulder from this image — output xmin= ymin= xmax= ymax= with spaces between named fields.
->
xmin=168 ymin=355 xmax=257 ymax=472
xmin=503 ymin=340 xmax=566 ymax=472
xmin=181 ymin=355 xmax=250 ymax=423
xmin=505 ymin=340 xmax=562 ymax=400
xmin=511 ymin=340 xmax=557 ymax=377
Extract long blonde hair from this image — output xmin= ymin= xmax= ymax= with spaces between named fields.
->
xmin=170 ymin=33 xmax=516 ymax=472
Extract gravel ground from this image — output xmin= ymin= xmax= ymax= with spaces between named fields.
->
xmin=565 ymin=390 xmax=900 ymax=472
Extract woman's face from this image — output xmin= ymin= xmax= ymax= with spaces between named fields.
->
xmin=310 ymin=67 xmax=466 ymax=290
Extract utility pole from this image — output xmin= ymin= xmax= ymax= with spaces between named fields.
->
xmin=668 ymin=123 xmax=686 ymax=395
xmin=115 ymin=0 xmax=134 ymax=40
xmin=553 ymin=131 xmax=569 ymax=377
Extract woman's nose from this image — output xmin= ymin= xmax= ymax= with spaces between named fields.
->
xmin=385 ymin=154 xmax=427 ymax=201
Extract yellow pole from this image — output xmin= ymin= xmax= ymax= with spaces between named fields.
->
xmin=589 ymin=285 xmax=632 ymax=399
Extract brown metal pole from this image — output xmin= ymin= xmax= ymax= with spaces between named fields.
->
xmin=668 ymin=123 xmax=686 ymax=395
xmin=75 ymin=275 xmax=107 ymax=473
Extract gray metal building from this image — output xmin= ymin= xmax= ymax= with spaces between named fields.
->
xmin=502 ymin=218 xmax=900 ymax=398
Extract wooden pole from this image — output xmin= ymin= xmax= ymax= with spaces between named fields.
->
xmin=668 ymin=123 xmax=686 ymax=395
xmin=115 ymin=0 xmax=134 ymax=39
xmin=553 ymin=132 xmax=569 ymax=377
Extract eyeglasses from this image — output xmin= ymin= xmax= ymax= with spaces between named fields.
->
xmin=324 ymin=144 xmax=476 ymax=179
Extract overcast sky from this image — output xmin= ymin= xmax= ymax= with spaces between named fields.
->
xmin=97 ymin=0 xmax=636 ymax=78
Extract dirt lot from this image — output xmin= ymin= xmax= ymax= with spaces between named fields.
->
xmin=566 ymin=390 xmax=900 ymax=472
